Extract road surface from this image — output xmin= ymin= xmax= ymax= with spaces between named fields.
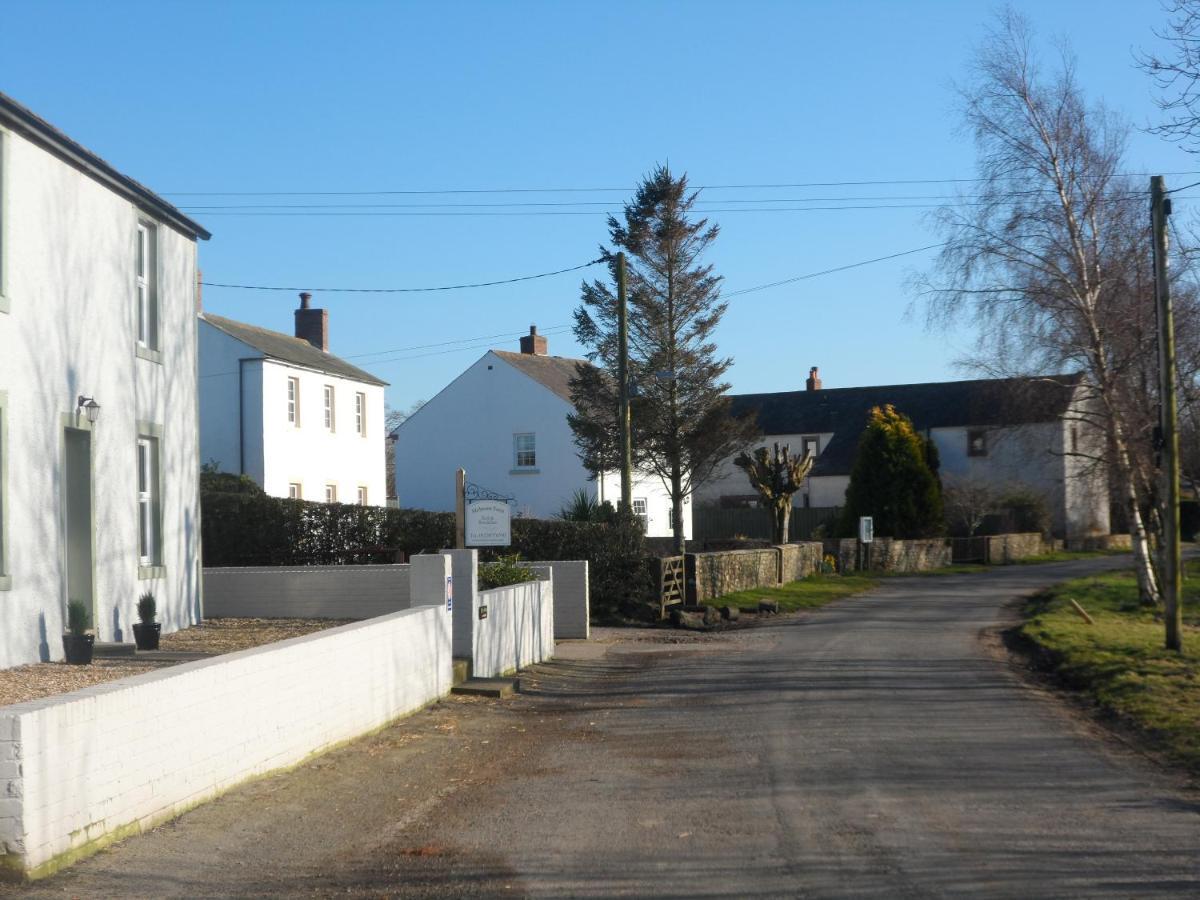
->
xmin=6 ymin=558 xmax=1198 ymax=897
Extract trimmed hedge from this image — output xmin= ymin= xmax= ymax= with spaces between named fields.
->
xmin=200 ymin=489 xmax=650 ymax=618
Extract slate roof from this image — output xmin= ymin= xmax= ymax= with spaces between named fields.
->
xmin=202 ymin=314 xmax=388 ymax=386
xmin=492 ymin=350 xmax=591 ymax=402
xmin=0 ymin=91 xmax=210 ymax=241
xmin=731 ymin=374 xmax=1083 ymax=476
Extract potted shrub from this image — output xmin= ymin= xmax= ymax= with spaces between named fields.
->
xmin=133 ymin=591 xmax=160 ymax=650
xmin=62 ymin=600 xmax=95 ymax=665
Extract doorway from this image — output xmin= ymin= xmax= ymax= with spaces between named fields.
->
xmin=63 ymin=427 xmax=94 ymax=630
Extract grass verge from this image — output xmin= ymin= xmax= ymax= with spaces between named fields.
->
xmin=716 ymin=573 xmax=879 ymax=613
xmin=1015 ymin=562 xmax=1200 ymax=773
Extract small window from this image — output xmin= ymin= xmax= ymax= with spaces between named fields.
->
xmin=325 ymin=484 xmax=337 ymax=504
xmin=668 ymin=506 xmax=676 ymax=529
xmin=135 ymin=222 xmax=158 ymax=350
xmin=1071 ymin=425 xmax=1079 ymax=454
xmin=632 ymin=497 xmax=647 ymax=528
xmin=288 ymin=483 xmax=302 ymax=500
xmin=357 ymin=486 xmax=368 ymax=506
xmin=136 ymin=437 xmax=160 ymax=564
xmin=801 ymin=435 xmax=820 ymax=459
xmin=355 ymin=392 xmax=366 ymax=436
xmin=287 ymin=378 xmax=300 ymax=425
xmin=323 ymin=385 xmax=335 ymax=431
xmin=967 ymin=429 xmax=988 ymax=457
xmin=514 ymin=433 xmax=536 ymax=468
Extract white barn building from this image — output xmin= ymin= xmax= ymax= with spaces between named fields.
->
xmin=394 ymin=327 xmax=689 ymax=539
xmin=198 ymin=295 xmax=387 ymax=506
xmin=0 ymin=93 xmax=210 ymax=669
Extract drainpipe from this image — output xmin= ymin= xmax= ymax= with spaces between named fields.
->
xmin=237 ymin=358 xmax=255 ymax=475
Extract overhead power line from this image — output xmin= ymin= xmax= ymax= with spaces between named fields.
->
xmin=162 ymin=170 xmax=1200 ymax=197
xmin=201 ymin=258 xmax=602 ymax=293
xmin=723 ymin=243 xmax=946 ymax=298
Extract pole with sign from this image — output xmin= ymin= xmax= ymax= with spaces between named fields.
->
xmin=858 ymin=516 xmax=873 ymax=572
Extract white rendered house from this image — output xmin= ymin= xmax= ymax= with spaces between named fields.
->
xmin=0 ymin=93 xmax=210 ymax=669
xmin=697 ymin=368 xmax=1110 ymax=538
xmin=198 ymin=295 xmax=387 ymax=506
xmin=394 ymin=327 xmax=690 ymax=539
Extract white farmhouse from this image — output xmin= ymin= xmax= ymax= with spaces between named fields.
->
xmin=394 ymin=327 xmax=689 ymax=539
xmin=198 ymin=294 xmax=387 ymax=506
xmin=0 ymin=93 xmax=210 ymax=669
xmin=698 ymin=367 xmax=1110 ymax=538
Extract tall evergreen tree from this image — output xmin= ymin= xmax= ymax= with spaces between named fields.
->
xmin=569 ymin=165 xmax=758 ymax=553
xmin=840 ymin=405 xmax=944 ymax=539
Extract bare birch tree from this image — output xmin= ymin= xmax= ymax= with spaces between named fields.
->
xmin=916 ymin=10 xmax=1168 ymax=603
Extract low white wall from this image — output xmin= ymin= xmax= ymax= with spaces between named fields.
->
xmin=0 ymin=603 xmax=452 ymax=880
xmin=527 ymin=560 xmax=589 ymax=640
xmin=473 ymin=577 xmax=555 ymax=679
xmin=202 ymin=564 xmax=411 ymax=619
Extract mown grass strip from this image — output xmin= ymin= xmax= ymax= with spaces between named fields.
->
xmin=717 ymin=573 xmax=879 ymax=613
xmin=1017 ymin=562 xmax=1200 ymax=772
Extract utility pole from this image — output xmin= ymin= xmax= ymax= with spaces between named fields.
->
xmin=455 ymin=468 xmax=467 ymax=550
xmin=1152 ymin=175 xmax=1183 ymax=652
xmin=616 ymin=252 xmax=633 ymax=512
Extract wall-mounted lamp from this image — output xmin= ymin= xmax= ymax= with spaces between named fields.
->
xmin=76 ymin=395 xmax=101 ymax=425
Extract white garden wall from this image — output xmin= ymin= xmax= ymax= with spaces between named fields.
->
xmin=527 ymin=560 xmax=589 ymax=639
xmin=0 ymin=603 xmax=452 ymax=880
xmin=203 ymin=564 xmax=411 ymax=619
xmin=473 ymin=577 xmax=555 ymax=679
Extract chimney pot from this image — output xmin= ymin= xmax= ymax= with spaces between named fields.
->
xmin=299 ymin=291 xmax=312 ymax=310
xmin=520 ymin=324 xmax=548 ymax=356
xmin=806 ymin=366 xmax=822 ymax=391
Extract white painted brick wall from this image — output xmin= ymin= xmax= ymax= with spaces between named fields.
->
xmin=0 ymin=603 xmax=451 ymax=878
xmin=202 ymin=564 xmax=411 ymax=619
xmin=473 ymin=576 xmax=555 ymax=679
xmin=527 ymin=561 xmax=589 ymax=639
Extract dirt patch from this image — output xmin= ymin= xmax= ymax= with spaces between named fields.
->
xmin=0 ymin=618 xmax=351 ymax=709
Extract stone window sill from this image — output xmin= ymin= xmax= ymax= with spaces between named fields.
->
xmin=138 ymin=565 xmax=166 ymax=580
xmin=136 ymin=345 xmax=163 ymax=365
xmin=509 ymin=468 xmax=540 ymax=475
xmin=0 ymin=574 xmax=11 ymax=591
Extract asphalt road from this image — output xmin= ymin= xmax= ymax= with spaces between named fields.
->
xmin=7 ymin=558 xmax=1198 ymax=897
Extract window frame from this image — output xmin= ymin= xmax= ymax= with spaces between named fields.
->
xmin=288 ymin=482 xmax=302 ymax=500
xmin=800 ymin=435 xmax=820 ymax=459
xmin=0 ymin=390 xmax=9 ymax=589
xmin=967 ymin=428 xmax=988 ymax=458
xmin=355 ymin=392 xmax=366 ymax=436
xmin=134 ymin=220 xmax=159 ymax=356
xmin=357 ymin=485 xmax=368 ymax=506
xmin=287 ymin=377 xmax=300 ymax=426
xmin=135 ymin=428 xmax=164 ymax=576
xmin=325 ymin=483 xmax=337 ymax=504
xmin=513 ymin=432 xmax=537 ymax=469
xmin=631 ymin=496 xmax=648 ymax=528
xmin=323 ymin=384 xmax=336 ymax=432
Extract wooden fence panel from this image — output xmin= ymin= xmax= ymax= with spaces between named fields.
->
xmin=692 ymin=506 xmax=841 ymax=543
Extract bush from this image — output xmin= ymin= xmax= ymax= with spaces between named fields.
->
xmin=478 ymin=554 xmax=536 ymax=590
xmin=137 ymin=592 xmax=156 ymax=623
xmin=66 ymin=600 xmax=91 ymax=636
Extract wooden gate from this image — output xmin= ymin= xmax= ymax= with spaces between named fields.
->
xmin=650 ymin=555 xmax=686 ymax=618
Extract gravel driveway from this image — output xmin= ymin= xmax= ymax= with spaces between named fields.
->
xmin=4 ymin=558 xmax=1197 ymax=898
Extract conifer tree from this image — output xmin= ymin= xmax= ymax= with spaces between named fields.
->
xmin=840 ymin=405 xmax=944 ymax=538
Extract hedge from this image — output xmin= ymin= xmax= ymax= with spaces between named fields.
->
xmin=200 ymin=488 xmax=651 ymax=618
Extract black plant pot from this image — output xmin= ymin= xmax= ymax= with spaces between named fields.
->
xmin=62 ymin=634 xmax=95 ymax=665
xmin=133 ymin=622 xmax=161 ymax=651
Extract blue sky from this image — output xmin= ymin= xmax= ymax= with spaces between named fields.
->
xmin=2 ymin=0 xmax=1193 ymax=411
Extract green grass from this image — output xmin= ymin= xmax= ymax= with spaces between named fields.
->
xmin=1012 ymin=548 xmax=1130 ymax=565
xmin=1018 ymin=561 xmax=1200 ymax=772
xmin=716 ymin=573 xmax=879 ymax=613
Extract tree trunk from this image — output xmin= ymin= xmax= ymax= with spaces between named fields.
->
xmin=1113 ymin=431 xmax=1162 ymax=606
xmin=671 ymin=468 xmax=685 ymax=555
xmin=775 ymin=500 xmax=791 ymax=545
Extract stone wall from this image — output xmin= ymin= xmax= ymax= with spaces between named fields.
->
xmin=824 ymin=538 xmax=951 ymax=574
xmin=779 ymin=542 xmax=824 ymax=583
xmin=688 ymin=549 xmax=780 ymax=605
xmin=983 ymin=533 xmax=1047 ymax=563
xmin=1066 ymin=533 xmax=1132 ymax=552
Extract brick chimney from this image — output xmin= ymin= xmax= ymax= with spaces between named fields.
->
xmin=806 ymin=366 xmax=822 ymax=391
xmin=294 ymin=292 xmax=329 ymax=352
xmin=519 ymin=324 xmax=548 ymax=356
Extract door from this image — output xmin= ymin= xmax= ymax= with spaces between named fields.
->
xmin=63 ymin=427 xmax=94 ymax=627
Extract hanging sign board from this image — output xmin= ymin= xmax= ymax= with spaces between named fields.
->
xmin=858 ymin=516 xmax=874 ymax=544
xmin=466 ymin=499 xmax=512 ymax=546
